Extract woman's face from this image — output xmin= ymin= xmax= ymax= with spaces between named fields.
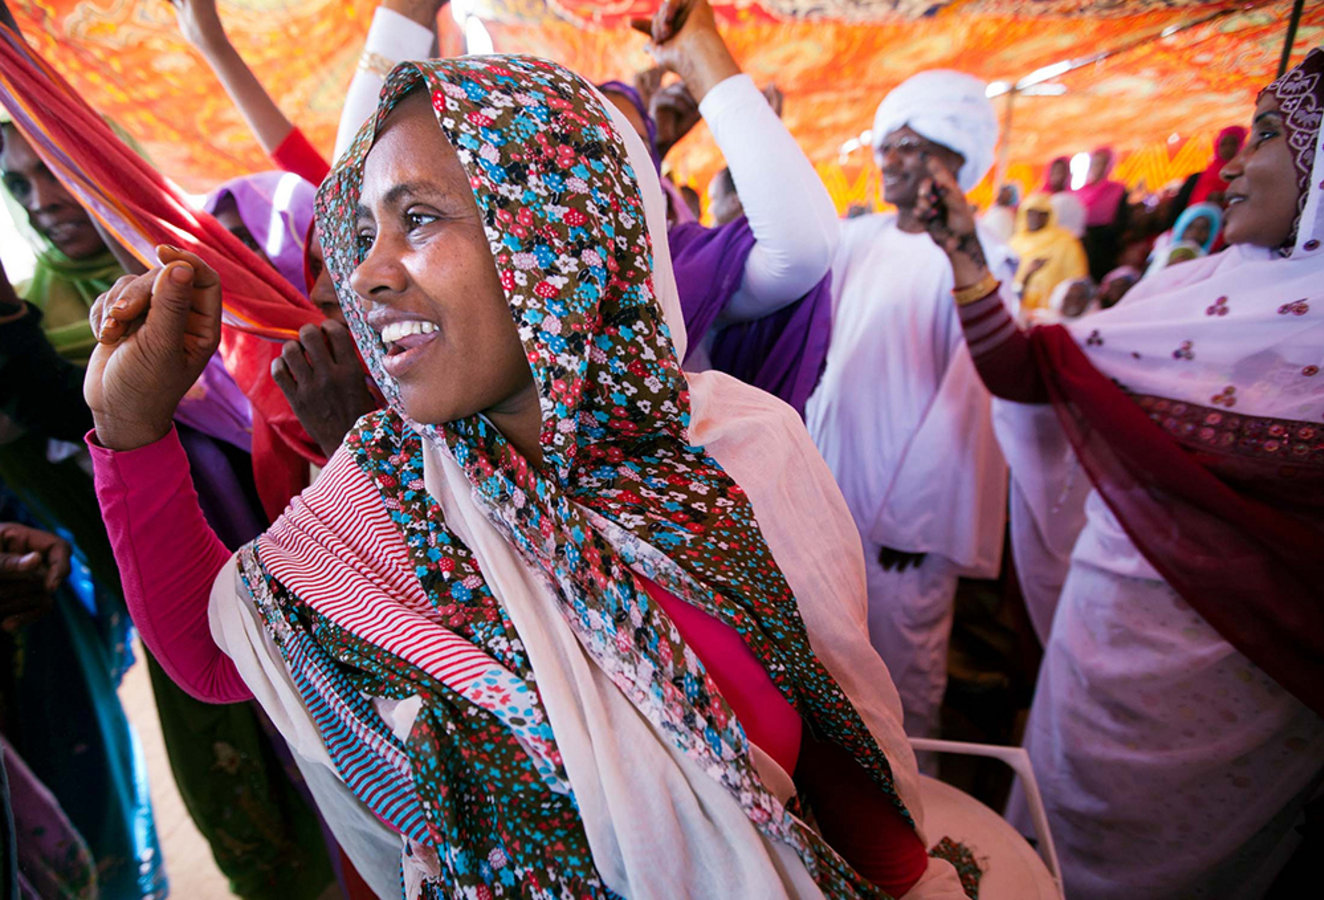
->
xmin=1025 ymin=209 xmax=1050 ymax=232
xmin=1047 ymin=159 xmax=1069 ymax=192
xmin=0 ymin=124 xmax=106 ymax=260
xmin=305 ymin=227 xmax=343 ymax=323
xmin=1087 ymin=150 xmax=1111 ymax=184
xmin=1220 ymin=95 xmax=1303 ymax=249
xmin=603 ymin=90 xmax=649 ymax=144
xmin=1182 ymin=215 xmax=1212 ymax=248
xmin=1062 ymin=282 xmax=1093 ymax=318
xmin=211 ymin=195 xmax=274 ymax=266
xmin=350 ymin=92 xmax=533 ymax=427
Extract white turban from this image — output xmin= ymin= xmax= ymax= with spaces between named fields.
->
xmin=871 ymin=70 xmax=998 ymax=191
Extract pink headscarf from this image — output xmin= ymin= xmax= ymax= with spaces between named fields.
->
xmin=1073 ymin=146 xmax=1126 ymax=227
xmin=1188 ymin=125 xmax=1247 ymax=206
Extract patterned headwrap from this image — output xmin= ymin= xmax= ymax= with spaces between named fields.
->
xmin=242 ymin=56 xmax=909 ymax=898
xmin=1260 ymin=47 xmax=1324 ymax=256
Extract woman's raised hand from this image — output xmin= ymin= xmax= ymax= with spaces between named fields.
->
xmin=916 ymin=157 xmax=990 ymax=288
xmin=168 ymin=0 xmax=226 ymax=53
xmin=85 ymin=245 xmax=223 ymax=451
xmin=632 ymin=0 xmax=738 ymax=104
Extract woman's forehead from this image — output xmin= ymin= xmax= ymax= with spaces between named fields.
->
xmin=1253 ymin=92 xmax=1283 ymax=117
xmin=361 ymin=95 xmax=462 ymax=198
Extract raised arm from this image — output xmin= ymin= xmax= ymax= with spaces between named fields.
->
xmin=171 ymin=0 xmax=296 ymax=156
xmin=637 ymin=0 xmax=838 ymax=325
xmin=334 ymin=0 xmax=446 ymax=161
xmin=918 ymin=158 xmax=1049 ymax=404
xmin=85 ymin=246 xmax=251 ymax=702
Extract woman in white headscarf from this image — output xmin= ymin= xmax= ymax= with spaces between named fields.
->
xmin=916 ymin=48 xmax=1324 ymax=899
xmin=84 ymin=55 xmax=972 ymax=899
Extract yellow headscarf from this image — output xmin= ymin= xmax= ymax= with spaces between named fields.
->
xmin=1010 ymin=192 xmax=1090 ymax=315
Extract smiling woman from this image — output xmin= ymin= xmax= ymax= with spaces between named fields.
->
xmin=914 ymin=47 xmax=1324 ymax=898
xmin=1221 ymin=94 xmax=1311 ymax=250
xmin=349 ymin=89 xmax=539 ymax=454
xmin=84 ymin=54 xmax=971 ymax=899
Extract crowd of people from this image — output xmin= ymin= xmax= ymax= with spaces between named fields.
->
xmin=0 ymin=0 xmax=1319 ymax=897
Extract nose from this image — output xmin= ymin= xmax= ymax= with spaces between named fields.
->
xmin=27 ymin=172 xmax=67 ymax=212
xmin=349 ymin=229 xmax=409 ymax=305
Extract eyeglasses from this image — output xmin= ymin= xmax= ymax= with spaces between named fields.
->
xmin=874 ymin=136 xmax=932 ymax=159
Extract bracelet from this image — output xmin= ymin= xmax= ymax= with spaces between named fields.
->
xmin=952 ymin=271 xmax=1000 ymax=307
xmin=357 ymin=49 xmax=396 ymax=79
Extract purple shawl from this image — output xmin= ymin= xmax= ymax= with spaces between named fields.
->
xmin=203 ymin=171 xmax=316 ymax=294
xmin=670 ymin=216 xmax=832 ymax=416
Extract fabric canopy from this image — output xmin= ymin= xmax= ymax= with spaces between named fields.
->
xmin=5 ymin=0 xmax=1321 ymax=210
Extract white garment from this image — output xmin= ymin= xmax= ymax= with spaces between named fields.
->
xmin=996 ymin=118 xmax=1324 ymax=895
xmin=333 ymin=7 xmax=434 ymax=162
xmin=208 ymin=87 xmax=967 ymax=899
xmin=861 ymin=548 xmax=958 ymax=740
xmin=806 ymin=214 xmax=1011 ymax=578
xmin=989 ymin=401 xmax=1088 ymax=646
xmin=1048 ymin=192 xmax=1086 ymax=238
xmin=980 ymin=205 xmax=1016 ymax=244
xmin=695 ymin=74 xmax=839 ymax=327
xmin=805 ymin=215 xmax=1011 ymax=747
xmin=1008 ymin=494 xmax=1324 ymax=899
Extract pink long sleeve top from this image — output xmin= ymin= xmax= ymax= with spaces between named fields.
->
xmin=89 ymin=427 xmax=252 ymax=703
xmin=88 ymin=426 xmax=805 ymax=751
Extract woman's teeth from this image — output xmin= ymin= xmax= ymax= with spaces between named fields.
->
xmin=380 ymin=320 xmax=438 ymax=344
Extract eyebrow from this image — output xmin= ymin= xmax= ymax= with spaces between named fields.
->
xmin=355 ymin=181 xmax=439 ymax=221
xmin=1253 ymin=110 xmax=1284 ymax=126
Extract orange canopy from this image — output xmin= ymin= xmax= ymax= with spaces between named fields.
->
xmin=7 ymin=0 xmax=1320 ymax=211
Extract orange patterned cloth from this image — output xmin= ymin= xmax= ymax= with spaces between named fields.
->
xmin=7 ymin=0 xmax=1321 ymax=211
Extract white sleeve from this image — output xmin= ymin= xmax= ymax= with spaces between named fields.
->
xmin=333 ymin=7 xmax=435 ymax=161
xmin=700 ymin=74 xmax=840 ymax=325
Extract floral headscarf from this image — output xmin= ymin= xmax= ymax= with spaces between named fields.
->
xmin=1260 ymin=47 xmax=1324 ymax=255
xmin=242 ymin=55 xmax=909 ymax=898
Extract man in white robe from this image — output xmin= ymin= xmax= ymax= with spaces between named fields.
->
xmin=805 ymin=70 xmax=1015 ymax=740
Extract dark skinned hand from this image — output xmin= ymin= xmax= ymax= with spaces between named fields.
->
xmin=86 ymin=246 xmax=223 ymax=451
xmin=0 ymin=523 xmax=72 ymax=631
xmin=650 ymin=81 xmax=702 ymax=160
xmin=271 ymin=320 xmax=380 ymax=458
xmin=916 ymin=157 xmax=990 ymax=287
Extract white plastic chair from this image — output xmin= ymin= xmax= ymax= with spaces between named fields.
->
xmin=910 ymin=737 xmax=1064 ymax=899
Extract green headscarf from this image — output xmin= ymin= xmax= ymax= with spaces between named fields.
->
xmin=15 ymin=241 xmax=121 ymax=366
xmin=1 ymin=112 xmax=131 ymax=366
